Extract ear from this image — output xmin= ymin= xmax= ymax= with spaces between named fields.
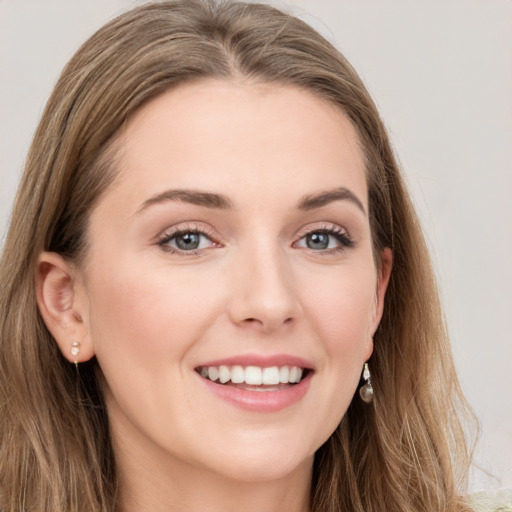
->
xmin=35 ymin=251 xmax=94 ymax=364
xmin=363 ymin=248 xmax=392 ymax=362
xmin=368 ymin=247 xmax=393 ymax=339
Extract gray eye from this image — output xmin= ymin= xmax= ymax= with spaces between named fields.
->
xmin=160 ymin=228 xmax=217 ymax=253
xmin=306 ymin=232 xmax=330 ymax=250
xmin=175 ymin=232 xmax=201 ymax=250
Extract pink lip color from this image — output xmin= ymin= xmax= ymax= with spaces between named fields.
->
xmin=197 ymin=353 xmax=314 ymax=370
xmin=198 ymin=372 xmax=312 ymax=413
xmin=195 ymin=354 xmax=314 ymax=413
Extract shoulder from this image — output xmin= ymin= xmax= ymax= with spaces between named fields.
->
xmin=468 ymin=490 xmax=512 ymax=512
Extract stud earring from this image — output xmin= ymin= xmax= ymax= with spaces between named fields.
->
xmin=70 ymin=341 xmax=80 ymax=369
xmin=359 ymin=362 xmax=374 ymax=403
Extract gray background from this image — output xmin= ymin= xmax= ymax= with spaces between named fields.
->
xmin=1 ymin=0 xmax=510 ymax=491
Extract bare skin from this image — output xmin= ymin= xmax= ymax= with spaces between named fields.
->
xmin=37 ymin=80 xmax=391 ymax=512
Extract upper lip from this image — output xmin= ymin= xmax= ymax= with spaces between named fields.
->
xmin=196 ymin=353 xmax=314 ymax=370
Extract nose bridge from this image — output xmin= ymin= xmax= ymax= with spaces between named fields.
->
xmin=229 ymin=233 xmax=300 ymax=331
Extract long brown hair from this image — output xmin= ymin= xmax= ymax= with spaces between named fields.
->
xmin=0 ymin=1 xmax=476 ymax=510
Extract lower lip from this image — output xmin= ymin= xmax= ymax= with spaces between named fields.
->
xmin=197 ymin=372 xmax=313 ymax=413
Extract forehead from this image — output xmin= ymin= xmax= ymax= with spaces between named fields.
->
xmin=100 ymin=79 xmax=368 ymax=212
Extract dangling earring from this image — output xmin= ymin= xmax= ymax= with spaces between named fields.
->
xmin=359 ymin=362 xmax=374 ymax=403
xmin=70 ymin=341 xmax=80 ymax=369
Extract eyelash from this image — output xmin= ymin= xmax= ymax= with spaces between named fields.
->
xmin=157 ymin=224 xmax=354 ymax=256
xmin=157 ymin=224 xmax=219 ymax=255
xmin=294 ymin=225 xmax=354 ymax=255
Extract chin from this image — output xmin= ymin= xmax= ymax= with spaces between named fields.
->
xmin=184 ymin=426 xmax=319 ymax=484
xmin=208 ymin=450 xmax=314 ymax=484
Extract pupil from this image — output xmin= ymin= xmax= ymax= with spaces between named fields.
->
xmin=307 ymin=232 xmax=329 ymax=250
xmin=176 ymin=232 xmax=200 ymax=250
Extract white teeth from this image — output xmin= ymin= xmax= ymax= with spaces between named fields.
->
xmin=262 ymin=367 xmax=280 ymax=385
xmin=231 ymin=365 xmax=244 ymax=384
xmin=245 ymin=366 xmax=263 ymax=385
xmin=218 ymin=365 xmax=230 ymax=384
xmin=208 ymin=367 xmax=219 ymax=382
xmin=199 ymin=364 xmax=306 ymax=385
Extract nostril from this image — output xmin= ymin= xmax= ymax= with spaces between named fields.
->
xmin=240 ymin=316 xmax=295 ymax=329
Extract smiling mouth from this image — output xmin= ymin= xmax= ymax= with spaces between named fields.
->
xmin=196 ymin=365 xmax=309 ymax=390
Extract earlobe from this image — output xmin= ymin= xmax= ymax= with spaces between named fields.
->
xmin=35 ymin=252 xmax=94 ymax=363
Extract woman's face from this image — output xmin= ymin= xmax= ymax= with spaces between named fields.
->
xmin=75 ymin=80 xmax=390 ymax=483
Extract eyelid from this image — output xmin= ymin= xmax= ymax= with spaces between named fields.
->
xmin=295 ymin=222 xmax=351 ymax=240
xmin=156 ymin=222 xmax=221 ymax=254
xmin=154 ymin=221 xmax=354 ymax=256
xmin=293 ymin=223 xmax=354 ymax=252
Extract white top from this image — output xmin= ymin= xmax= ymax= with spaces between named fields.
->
xmin=469 ymin=490 xmax=512 ymax=511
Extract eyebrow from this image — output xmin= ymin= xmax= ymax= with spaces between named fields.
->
xmin=136 ymin=186 xmax=365 ymax=215
xmin=297 ymin=187 xmax=366 ymax=214
xmin=137 ymin=189 xmax=233 ymax=214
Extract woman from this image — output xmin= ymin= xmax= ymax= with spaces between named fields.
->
xmin=0 ymin=1 xmax=485 ymax=511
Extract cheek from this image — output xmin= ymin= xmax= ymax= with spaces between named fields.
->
xmin=82 ymin=257 xmax=230 ymax=449
xmin=288 ymin=268 xmax=377 ymax=442
xmin=300 ymin=263 xmax=376 ymax=416
xmin=304 ymin=265 xmax=377 ymax=352
xmin=84 ymin=260 xmax=222 ymax=379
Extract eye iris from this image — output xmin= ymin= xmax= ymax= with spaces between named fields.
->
xmin=176 ymin=232 xmax=200 ymax=250
xmin=307 ymin=232 xmax=329 ymax=250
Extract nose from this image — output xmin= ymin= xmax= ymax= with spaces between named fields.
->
xmin=227 ymin=243 xmax=302 ymax=333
